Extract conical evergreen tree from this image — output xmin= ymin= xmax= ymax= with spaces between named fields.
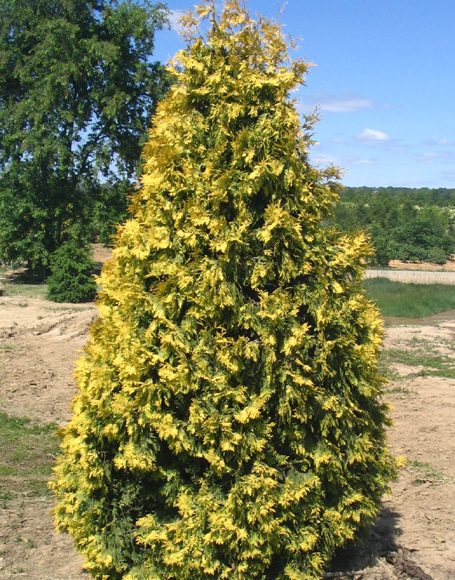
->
xmin=52 ymin=2 xmax=396 ymax=578
xmin=47 ymin=238 xmax=97 ymax=303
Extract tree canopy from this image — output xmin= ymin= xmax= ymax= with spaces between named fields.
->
xmin=333 ymin=187 xmax=455 ymax=266
xmin=0 ymin=0 xmax=170 ymax=275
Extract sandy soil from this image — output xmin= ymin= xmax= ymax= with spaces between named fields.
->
xmin=0 ymin=298 xmax=97 ymax=425
xmin=0 ymin=290 xmax=454 ymax=579
xmin=388 ymin=259 xmax=455 ymax=272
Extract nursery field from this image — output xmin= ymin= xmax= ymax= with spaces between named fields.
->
xmin=0 ymin=276 xmax=455 ymax=579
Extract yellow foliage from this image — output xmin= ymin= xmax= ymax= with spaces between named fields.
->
xmin=52 ymin=1 xmax=396 ymax=578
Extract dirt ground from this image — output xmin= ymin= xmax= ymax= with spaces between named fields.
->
xmin=0 ymin=285 xmax=455 ymax=578
xmin=388 ymin=259 xmax=455 ymax=272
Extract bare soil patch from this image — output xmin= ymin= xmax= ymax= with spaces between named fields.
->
xmin=0 ymin=296 xmax=97 ymax=424
xmin=388 ymin=259 xmax=455 ymax=272
xmin=0 ymin=292 xmax=454 ymax=578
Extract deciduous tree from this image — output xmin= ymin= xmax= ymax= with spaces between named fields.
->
xmin=0 ymin=0 xmax=170 ymax=275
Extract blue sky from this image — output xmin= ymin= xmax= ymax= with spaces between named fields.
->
xmin=153 ymin=0 xmax=455 ymax=188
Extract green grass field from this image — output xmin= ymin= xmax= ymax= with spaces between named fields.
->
xmin=364 ymin=278 xmax=455 ymax=318
xmin=0 ymin=267 xmax=48 ymax=299
xmin=2 ymin=282 xmax=48 ymax=299
xmin=0 ymin=412 xmax=58 ymax=503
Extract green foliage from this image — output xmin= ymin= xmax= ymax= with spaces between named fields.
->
xmin=52 ymin=3 xmax=396 ymax=578
xmin=425 ymin=247 xmax=448 ymax=265
xmin=93 ymin=182 xmax=132 ymax=245
xmin=343 ymin=186 xmax=455 ymax=207
xmin=0 ymin=0 xmax=170 ymax=275
xmin=333 ymin=188 xmax=455 ymax=266
xmin=364 ymin=278 xmax=455 ymax=318
xmin=47 ymin=239 xmax=97 ymax=303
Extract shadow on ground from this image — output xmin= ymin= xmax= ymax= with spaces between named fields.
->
xmin=329 ymin=507 xmax=400 ymax=570
xmin=327 ymin=506 xmax=432 ymax=579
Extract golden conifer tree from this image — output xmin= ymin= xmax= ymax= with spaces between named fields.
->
xmin=52 ymin=2 xmax=396 ymax=577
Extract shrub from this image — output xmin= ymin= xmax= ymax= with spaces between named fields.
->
xmin=52 ymin=3 xmax=396 ymax=578
xmin=370 ymin=234 xmax=392 ymax=267
xmin=394 ymin=242 xmax=426 ymax=263
xmin=47 ymin=239 xmax=97 ymax=303
xmin=425 ymin=247 xmax=447 ymax=265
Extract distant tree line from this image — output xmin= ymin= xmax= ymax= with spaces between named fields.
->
xmin=333 ymin=187 xmax=455 ymax=266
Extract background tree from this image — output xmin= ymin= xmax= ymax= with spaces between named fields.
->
xmin=53 ymin=2 xmax=396 ymax=578
xmin=47 ymin=232 xmax=97 ymax=303
xmin=0 ymin=0 xmax=170 ymax=276
xmin=333 ymin=188 xmax=455 ymax=266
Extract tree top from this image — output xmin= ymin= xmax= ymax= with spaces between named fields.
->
xmin=171 ymin=0 xmax=308 ymax=86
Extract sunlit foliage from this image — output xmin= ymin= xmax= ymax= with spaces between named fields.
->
xmin=52 ymin=2 xmax=396 ymax=577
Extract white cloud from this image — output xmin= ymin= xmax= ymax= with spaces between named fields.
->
xmin=319 ymin=97 xmax=373 ymax=113
xmin=299 ymin=94 xmax=374 ymax=116
xmin=168 ymin=9 xmax=187 ymax=33
xmin=311 ymin=154 xmax=339 ymax=167
xmin=352 ymin=158 xmax=374 ymax=165
xmin=423 ymin=138 xmax=455 ymax=147
xmin=417 ymin=150 xmax=455 ymax=164
xmin=358 ymin=128 xmax=390 ymax=143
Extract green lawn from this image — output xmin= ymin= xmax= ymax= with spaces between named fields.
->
xmin=0 ymin=412 xmax=58 ymax=502
xmin=364 ymin=278 xmax=455 ymax=318
xmin=2 ymin=282 xmax=48 ymax=299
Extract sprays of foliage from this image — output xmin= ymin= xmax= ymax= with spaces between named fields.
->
xmin=0 ymin=0 xmax=170 ymax=276
xmin=52 ymin=2 xmax=396 ymax=578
